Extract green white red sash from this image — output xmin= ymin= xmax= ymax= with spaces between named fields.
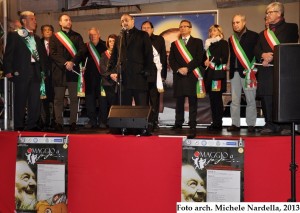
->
xmin=87 ymin=42 xmax=101 ymax=72
xmin=55 ymin=31 xmax=85 ymax=97
xmin=105 ymin=50 xmax=111 ymax=59
xmin=174 ymin=39 xmax=205 ymax=98
xmin=206 ymin=49 xmax=226 ymax=91
xmin=230 ymin=34 xmax=257 ymax=89
xmin=264 ymin=28 xmax=280 ymax=51
xmin=206 ymin=49 xmax=226 ymax=71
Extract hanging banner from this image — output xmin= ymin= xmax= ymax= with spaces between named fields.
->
xmin=15 ymin=136 xmax=69 ymax=213
xmin=182 ymin=138 xmax=244 ymax=202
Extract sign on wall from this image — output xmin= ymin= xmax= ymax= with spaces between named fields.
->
xmin=15 ymin=136 xmax=69 ymax=213
xmin=182 ymin=138 xmax=244 ymax=202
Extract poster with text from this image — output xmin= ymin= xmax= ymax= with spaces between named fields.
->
xmin=15 ymin=136 xmax=68 ymax=213
xmin=182 ymin=138 xmax=244 ymax=202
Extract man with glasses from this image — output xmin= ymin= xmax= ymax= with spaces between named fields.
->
xmin=169 ymin=20 xmax=204 ymax=136
xmin=255 ymin=2 xmax=299 ymax=134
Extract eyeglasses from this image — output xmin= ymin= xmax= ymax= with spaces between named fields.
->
xmin=179 ymin=25 xmax=191 ymax=29
xmin=265 ymin=10 xmax=278 ymax=15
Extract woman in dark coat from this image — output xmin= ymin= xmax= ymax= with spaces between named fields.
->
xmin=203 ymin=25 xmax=229 ymax=131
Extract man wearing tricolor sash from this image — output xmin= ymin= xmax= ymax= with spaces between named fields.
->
xmin=84 ymin=27 xmax=107 ymax=129
xmin=169 ymin=20 xmax=204 ymax=133
xmin=3 ymin=11 xmax=46 ymax=131
xmin=50 ymin=14 xmax=86 ymax=132
xmin=141 ymin=21 xmax=167 ymax=131
xmin=254 ymin=2 xmax=299 ymax=134
xmin=227 ymin=14 xmax=258 ymax=133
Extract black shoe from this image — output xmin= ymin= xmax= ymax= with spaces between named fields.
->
xmin=140 ymin=129 xmax=152 ymax=136
xmin=171 ymin=125 xmax=182 ymax=130
xmin=84 ymin=122 xmax=97 ymax=129
xmin=69 ymin=122 xmax=77 ymax=132
xmin=207 ymin=124 xmax=222 ymax=131
xmin=54 ymin=123 xmax=63 ymax=132
xmin=99 ymin=123 xmax=108 ymax=129
xmin=280 ymin=129 xmax=291 ymax=135
xmin=14 ymin=127 xmax=24 ymax=131
xmin=260 ymin=127 xmax=275 ymax=134
xmin=227 ymin=125 xmax=240 ymax=132
xmin=26 ymin=126 xmax=42 ymax=132
xmin=248 ymin=126 xmax=256 ymax=133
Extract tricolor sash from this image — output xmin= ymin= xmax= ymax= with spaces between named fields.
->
xmin=206 ymin=49 xmax=227 ymax=71
xmin=174 ymin=39 xmax=205 ymax=98
xmin=87 ymin=42 xmax=106 ymax=96
xmin=105 ymin=50 xmax=111 ymax=60
xmin=87 ymin=42 xmax=101 ymax=72
xmin=230 ymin=34 xmax=257 ymax=89
xmin=153 ymin=46 xmax=164 ymax=93
xmin=264 ymin=28 xmax=280 ymax=51
xmin=206 ymin=49 xmax=226 ymax=91
xmin=55 ymin=31 xmax=85 ymax=97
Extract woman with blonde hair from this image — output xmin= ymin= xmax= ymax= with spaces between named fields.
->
xmin=203 ymin=24 xmax=229 ymax=131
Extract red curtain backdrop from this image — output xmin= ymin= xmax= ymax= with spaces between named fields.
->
xmin=0 ymin=132 xmax=299 ymax=213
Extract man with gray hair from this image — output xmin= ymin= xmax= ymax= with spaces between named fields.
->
xmin=3 ymin=11 xmax=46 ymax=131
xmin=254 ymin=2 xmax=299 ymax=134
xmin=227 ymin=14 xmax=258 ymax=133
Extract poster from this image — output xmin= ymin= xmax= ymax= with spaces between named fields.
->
xmin=182 ymin=138 xmax=244 ymax=202
xmin=133 ymin=11 xmax=217 ymax=126
xmin=15 ymin=136 xmax=68 ymax=213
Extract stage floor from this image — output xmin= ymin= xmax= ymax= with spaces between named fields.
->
xmin=30 ymin=124 xmax=299 ymax=138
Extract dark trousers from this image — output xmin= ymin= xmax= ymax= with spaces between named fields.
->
xmin=260 ymin=95 xmax=283 ymax=130
xmin=209 ymin=92 xmax=223 ymax=127
xmin=54 ymin=82 xmax=78 ymax=125
xmin=147 ymin=82 xmax=160 ymax=125
xmin=14 ymin=67 xmax=41 ymax=129
xmin=40 ymin=73 xmax=54 ymax=127
xmin=175 ymin=96 xmax=197 ymax=128
xmin=121 ymin=88 xmax=148 ymax=106
xmin=102 ymin=86 xmax=118 ymax=124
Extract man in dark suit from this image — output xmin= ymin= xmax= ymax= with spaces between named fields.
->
xmin=84 ymin=27 xmax=107 ymax=128
xmin=107 ymin=14 xmax=153 ymax=106
xmin=40 ymin=24 xmax=55 ymax=130
xmin=169 ymin=20 xmax=204 ymax=133
xmin=3 ymin=11 xmax=46 ymax=131
xmin=49 ymin=14 xmax=86 ymax=132
xmin=141 ymin=21 xmax=167 ymax=131
xmin=254 ymin=2 xmax=299 ymax=134
xmin=227 ymin=14 xmax=259 ymax=133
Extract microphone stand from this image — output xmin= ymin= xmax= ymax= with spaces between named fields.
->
xmin=288 ymin=122 xmax=298 ymax=202
xmin=115 ymin=29 xmax=127 ymax=136
xmin=115 ymin=29 xmax=124 ymax=106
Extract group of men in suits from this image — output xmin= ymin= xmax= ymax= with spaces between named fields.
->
xmin=3 ymin=1 xmax=299 ymax=135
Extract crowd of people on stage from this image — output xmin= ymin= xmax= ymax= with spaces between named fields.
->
xmin=3 ymin=2 xmax=299 ymax=135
